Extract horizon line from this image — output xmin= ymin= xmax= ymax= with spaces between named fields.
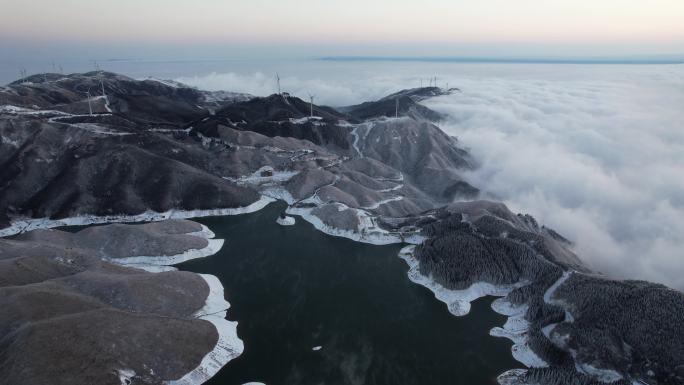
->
xmin=319 ymin=55 xmax=684 ymax=65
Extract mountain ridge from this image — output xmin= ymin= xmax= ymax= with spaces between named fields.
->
xmin=1 ymin=72 xmax=682 ymax=385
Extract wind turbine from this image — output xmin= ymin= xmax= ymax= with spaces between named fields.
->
xmin=85 ymin=88 xmax=93 ymax=116
xmin=308 ymin=93 xmax=315 ymax=117
xmin=276 ymin=73 xmax=281 ymax=95
xmin=100 ymin=78 xmax=109 ymax=111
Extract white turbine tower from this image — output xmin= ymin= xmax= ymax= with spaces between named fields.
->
xmin=308 ymin=93 xmax=316 ymax=117
xmin=100 ymin=78 xmax=109 ymax=111
xmin=276 ymin=73 xmax=281 ymax=95
xmin=85 ymin=88 xmax=93 ymax=116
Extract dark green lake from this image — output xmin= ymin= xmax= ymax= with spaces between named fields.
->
xmin=177 ymin=201 xmax=520 ymax=385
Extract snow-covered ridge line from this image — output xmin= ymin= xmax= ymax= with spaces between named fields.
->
xmin=166 ymin=274 xmax=244 ymax=385
xmin=146 ymin=77 xmax=188 ymax=89
xmin=0 ymin=196 xmax=275 ymax=238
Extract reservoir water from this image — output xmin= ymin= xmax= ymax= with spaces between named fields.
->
xmin=178 ymin=201 xmax=521 ymax=385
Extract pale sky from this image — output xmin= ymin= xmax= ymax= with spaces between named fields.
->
xmin=0 ymin=0 xmax=683 ymax=67
xmin=2 ymin=0 xmax=683 ymax=45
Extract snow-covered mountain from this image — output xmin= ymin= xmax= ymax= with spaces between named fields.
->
xmin=1 ymin=72 xmax=682 ymax=385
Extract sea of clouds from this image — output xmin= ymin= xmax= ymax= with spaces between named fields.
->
xmin=177 ymin=62 xmax=684 ymax=290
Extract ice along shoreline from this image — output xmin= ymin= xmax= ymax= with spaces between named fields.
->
xmin=0 ymin=203 xmax=258 ymax=385
xmin=1 ymin=195 xmax=546 ymax=385
xmin=167 ymin=274 xmax=244 ymax=385
xmin=398 ymin=245 xmax=549 ymax=382
xmin=0 ymin=195 xmax=275 ymax=238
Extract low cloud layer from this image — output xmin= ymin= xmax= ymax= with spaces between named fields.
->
xmin=176 ymin=70 xmax=403 ymax=107
xmin=179 ymin=64 xmax=684 ymax=290
xmin=424 ymin=68 xmax=684 ymax=290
